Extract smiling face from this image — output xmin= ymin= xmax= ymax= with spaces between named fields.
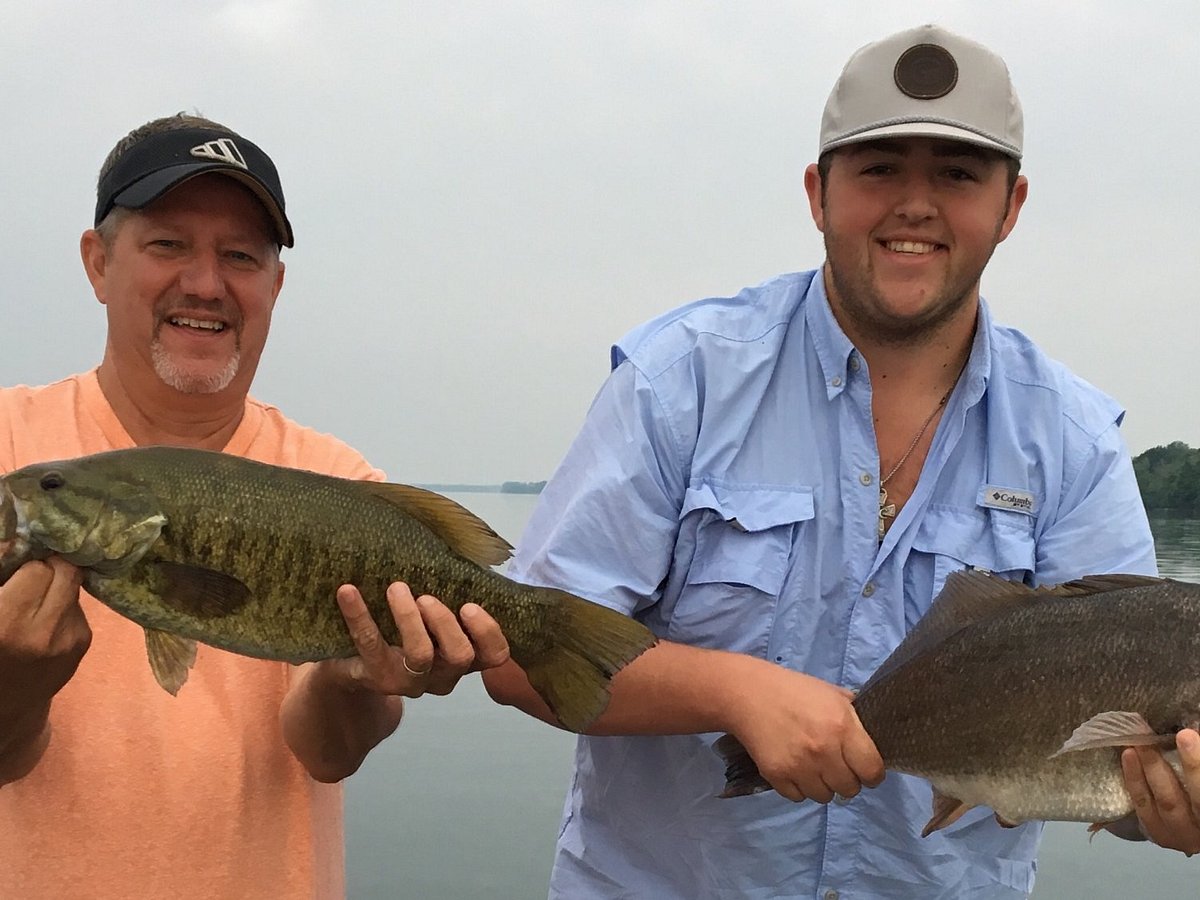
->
xmin=805 ymin=137 xmax=1027 ymax=347
xmin=81 ymin=173 xmax=285 ymax=397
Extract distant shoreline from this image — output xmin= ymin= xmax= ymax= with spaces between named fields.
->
xmin=418 ymin=481 xmax=546 ymax=495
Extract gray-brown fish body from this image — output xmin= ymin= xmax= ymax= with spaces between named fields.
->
xmin=0 ymin=447 xmax=656 ymax=732
xmin=717 ymin=571 xmax=1200 ymax=833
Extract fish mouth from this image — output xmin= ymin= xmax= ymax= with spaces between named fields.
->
xmin=0 ymin=484 xmax=40 ymax=582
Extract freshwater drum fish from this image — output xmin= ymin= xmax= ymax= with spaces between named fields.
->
xmin=0 ymin=446 xmax=657 ymax=732
xmin=716 ymin=570 xmax=1200 ymax=834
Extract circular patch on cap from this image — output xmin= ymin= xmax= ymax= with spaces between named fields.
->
xmin=894 ymin=43 xmax=958 ymax=100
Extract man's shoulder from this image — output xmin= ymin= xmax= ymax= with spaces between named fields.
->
xmin=242 ymin=398 xmax=383 ymax=480
xmin=0 ymin=373 xmax=88 ymax=410
xmin=612 ymin=271 xmax=817 ymax=377
xmin=988 ymin=322 xmax=1124 ymax=436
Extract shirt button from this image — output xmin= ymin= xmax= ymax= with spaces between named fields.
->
xmin=824 ymin=891 xmax=839 ymax=900
xmin=859 ymin=472 xmax=873 ymax=486
xmin=833 ymin=793 xmax=852 ymax=805
xmin=831 ymin=376 xmax=843 ymax=388
xmin=849 ymin=357 xmax=861 ymax=371
xmin=862 ymin=582 xmax=875 ymax=597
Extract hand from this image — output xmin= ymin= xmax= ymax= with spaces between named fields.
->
xmin=0 ymin=558 xmax=88 ymax=776
xmin=727 ymin=667 xmax=884 ymax=804
xmin=0 ymin=558 xmax=89 ymax=713
xmin=318 ymin=582 xmax=510 ymax=699
xmin=1114 ymin=728 xmax=1200 ymax=854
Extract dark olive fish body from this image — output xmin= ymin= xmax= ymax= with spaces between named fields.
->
xmin=0 ymin=447 xmax=656 ymax=731
xmin=716 ymin=571 xmax=1200 ymax=832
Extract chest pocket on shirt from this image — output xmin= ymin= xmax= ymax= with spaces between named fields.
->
xmin=912 ymin=504 xmax=1036 ymax=599
xmin=668 ymin=483 xmax=814 ymax=651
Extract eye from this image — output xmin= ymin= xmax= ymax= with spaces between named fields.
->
xmin=39 ymin=472 xmax=65 ymax=490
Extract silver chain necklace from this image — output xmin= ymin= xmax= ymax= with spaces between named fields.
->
xmin=877 ymin=384 xmax=954 ymax=540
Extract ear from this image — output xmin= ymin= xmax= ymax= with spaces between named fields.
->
xmin=803 ymin=163 xmax=825 ymax=233
xmin=271 ymin=258 xmax=285 ymax=306
xmin=80 ymin=229 xmax=110 ymax=305
xmin=996 ymin=175 xmax=1029 ymax=244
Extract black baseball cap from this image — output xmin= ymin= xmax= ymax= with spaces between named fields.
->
xmin=94 ymin=126 xmax=294 ymax=247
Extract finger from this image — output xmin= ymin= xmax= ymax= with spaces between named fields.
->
xmin=385 ymin=583 xmax=434 ymax=674
xmin=1177 ymin=729 xmax=1200 ymax=796
xmin=335 ymin=585 xmax=388 ymax=668
xmin=842 ymin=717 xmax=886 ymax=788
xmin=38 ymin=558 xmax=85 ymax=622
xmin=416 ymin=595 xmax=474 ymax=671
xmin=1 ymin=560 xmax=56 ymax=621
xmin=1137 ymin=744 xmax=1188 ymax=817
xmin=1122 ymin=747 xmax=1162 ymax=833
xmin=459 ymin=603 xmax=510 ymax=670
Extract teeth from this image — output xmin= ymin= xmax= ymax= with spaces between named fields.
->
xmin=170 ymin=317 xmax=225 ymax=332
xmin=885 ymin=241 xmax=938 ymax=254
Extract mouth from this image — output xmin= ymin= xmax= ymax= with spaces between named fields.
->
xmin=166 ymin=315 xmax=228 ymax=334
xmin=880 ymin=239 xmax=944 ymax=256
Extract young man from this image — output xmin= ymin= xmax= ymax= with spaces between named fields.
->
xmin=0 ymin=114 xmax=509 ymax=898
xmin=484 ymin=25 xmax=1200 ymax=897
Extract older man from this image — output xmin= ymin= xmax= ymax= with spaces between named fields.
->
xmin=0 ymin=114 xmax=509 ymax=898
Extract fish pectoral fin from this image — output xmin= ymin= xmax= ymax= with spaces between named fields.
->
xmin=358 ymin=482 xmax=513 ymax=568
xmin=154 ymin=561 xmax=251 ymax=618
xmin=144 ymin=628 xmax=198 ymax=695
xmin=1051 ymin=710 xmax=1175 ymax=756
xmin=1088 ymin=812 xmax=1144 ymax=842
xmin=921 ymin=789 xmax=975 ymax=837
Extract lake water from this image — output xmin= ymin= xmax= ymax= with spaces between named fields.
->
xmin=344 ymin=500 xmax=1200 ymax=898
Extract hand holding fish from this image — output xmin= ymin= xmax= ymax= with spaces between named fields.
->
xmin=322 ymin=581 xmax=511 ymax=699
xmin=722 ymin=669 xmax=884 ymax=804
xmin=1115 ymin=729 xmax=1200 ymax=855
xmin=0 ymin=558 xmax=89 ymax=782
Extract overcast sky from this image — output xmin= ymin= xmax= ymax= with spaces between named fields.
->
xmin=2 ymin=2 xmax=1196 ymax=483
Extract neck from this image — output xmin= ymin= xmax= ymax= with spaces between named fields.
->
xmin=96 ymin=355 xmax=248 ymax=450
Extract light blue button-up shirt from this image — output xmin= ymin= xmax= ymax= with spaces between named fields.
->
xmin=511 ymin=270 xmax=1156 ymax=899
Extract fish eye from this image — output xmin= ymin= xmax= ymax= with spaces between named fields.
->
xmin=39 ymin=472 xmax=65 ymax=491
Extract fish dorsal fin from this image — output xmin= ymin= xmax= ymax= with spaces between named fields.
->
xmin=359 ymin=482 xmax=513 ymax=568
xmin=1051 ymin=710 xmax=1175 ymax=756
xmin=144 ymin=627 xmax=198 ymax=695
xmin=154 ymin=561 xmax=252 ymax=618
xmin=864 ymin=570 xmax=1041 ymax=691
xmin=1043 ymin=574 xmax=1169 ymax=596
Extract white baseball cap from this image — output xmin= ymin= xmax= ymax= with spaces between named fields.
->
xmin=819 ymin=24 xmax=1023 ymax=159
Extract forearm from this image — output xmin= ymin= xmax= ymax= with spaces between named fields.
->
xmin=281 ymin=663 xmax=405 ymax=783
xmin=484 ymin=639 xmax=769 ymax=736
xmin=0 ymin=702 xmax=51 ymax=785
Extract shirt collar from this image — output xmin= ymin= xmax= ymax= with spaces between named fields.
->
xmin=803 ymin=268 xmax=996 ymax=409
xmin=803 ymin=270 xmax=859 ymax=400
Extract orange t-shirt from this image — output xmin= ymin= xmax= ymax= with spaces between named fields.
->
xmin=0 ymin=371 xmax=385 ymax=900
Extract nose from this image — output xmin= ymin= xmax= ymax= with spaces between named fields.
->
xmin=177 ymin=250 xmax=226 ymax=301
xmin=892 ymin=176 xmax=938 ymax=222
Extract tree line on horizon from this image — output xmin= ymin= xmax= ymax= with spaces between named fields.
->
xmin=1132 ymin=441 xmax=1200 ymax=512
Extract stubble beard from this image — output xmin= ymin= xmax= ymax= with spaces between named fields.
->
xmin=823 ymin=229 xmax=999 ymax=349
xmin=151 ymin=338 xmax=241 ymax=394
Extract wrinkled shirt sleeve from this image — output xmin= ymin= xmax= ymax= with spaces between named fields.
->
xmin=509 ymin=360 xmax=685 ymax=617
xmin=1034 ymin=418 xmax=1157 ymax=584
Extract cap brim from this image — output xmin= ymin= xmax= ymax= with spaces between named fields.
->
xmin=113 ymin=164 xmax=294 ymax=247
xmin=821 ymin=121 xmax=1021 ymax=159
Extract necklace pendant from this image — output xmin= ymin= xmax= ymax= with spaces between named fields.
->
xmin=878 ymin=486 xmax=896 ymax=539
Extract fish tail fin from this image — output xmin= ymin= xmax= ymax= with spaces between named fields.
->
xmin=520 ymin=588 xmax=657 ymax=733
xmin=713 ymin=733 xmax=773 ymax=798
